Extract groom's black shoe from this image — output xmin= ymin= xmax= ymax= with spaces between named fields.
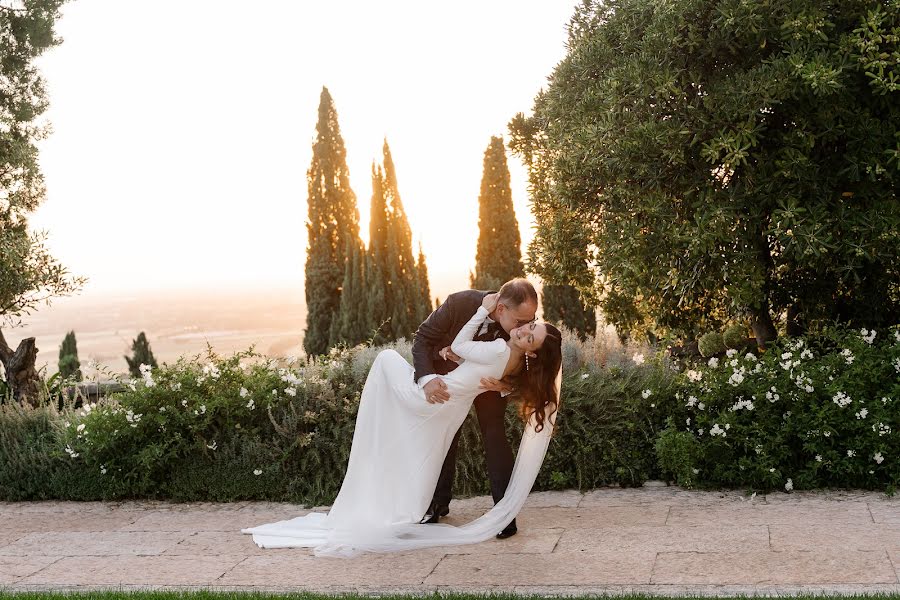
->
xmin=420 ymin=502 xmax=450 ymax=524
xmin=496 ymin=519 xmax=517 ymax=539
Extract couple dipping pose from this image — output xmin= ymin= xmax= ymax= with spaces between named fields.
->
xmin=242 ymin=279 xmax=563 ymax=557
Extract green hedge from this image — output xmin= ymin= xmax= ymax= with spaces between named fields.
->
xmin=1 ymin=324 xmax=898 ymax=503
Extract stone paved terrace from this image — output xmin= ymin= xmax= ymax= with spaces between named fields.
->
xmin=2 ymin=486 xmax=900 ymax=596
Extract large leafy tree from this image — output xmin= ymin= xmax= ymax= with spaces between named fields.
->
xmin=471 ymin=136 xmax=524 ymax=291
xmin=510 ymin=0 xmax=900 ymax=346
xmin=303 ymin=87 xmax=361 ymax=356
xmin=1 ymin=0 xmax=85 ymax=403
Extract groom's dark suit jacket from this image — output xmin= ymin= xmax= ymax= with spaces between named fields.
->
xmin=412 ymin=289 xmax=509 ymax=383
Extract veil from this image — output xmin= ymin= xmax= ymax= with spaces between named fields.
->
xmin=311 ymin=364 xmax=563 ymax=557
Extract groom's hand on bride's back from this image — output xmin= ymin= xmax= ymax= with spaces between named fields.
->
xmin=424 ymin=377 xmax=450 ymax=404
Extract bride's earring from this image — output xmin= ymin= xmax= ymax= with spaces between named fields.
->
xmin=525 ymin=354 xmax=530 ymax=371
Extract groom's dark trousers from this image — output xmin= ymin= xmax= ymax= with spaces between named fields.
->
xmin=411 ymin=289 xmax=515 ymax=509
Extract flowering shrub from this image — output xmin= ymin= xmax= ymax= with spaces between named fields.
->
xmin=1 ymin=324 xmax=897 ymax=502
xmin=658 ymin=325 xmax=900 ymax=493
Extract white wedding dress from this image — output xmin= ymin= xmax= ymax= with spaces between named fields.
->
xmin=241 ymin=305 xmax=560 ymax=557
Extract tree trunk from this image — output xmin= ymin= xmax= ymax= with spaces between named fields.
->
xmin=785 ymin=302 xmax=806 ymax=337
xmin=0 ymin=328 xmax=43 ymax=407
xmin=748 ymin=304 xmax=777 ymax=350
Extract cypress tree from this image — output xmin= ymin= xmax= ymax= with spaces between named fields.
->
xmin=303 ymin=86 xmax=360 ymax=356
xmin=366 ymin=163 xmax=391 ymax=344
xmin=471 ymin=136 xmax=524 ymax=290
xmin=331 ymin=236 xmax=368 ymax=346
xmin=382 ymin=140 xmax=421 ymax=341
xmin=542 ymin=283 xmax=597 ymax=341
xmin=58 ymin=330 xmax=82 ymax=382
xmin=124 ymin=331 xmax=157 ymax=378
xmin=415 ymin=242 xmax=432 ymax=325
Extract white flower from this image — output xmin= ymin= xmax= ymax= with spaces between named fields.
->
xmin=76 ymin=423 xmax=85 ymax=433
xmin=632 ymin=353 xmax=645 ymax=365
xmin=724 ymin=423 xmax=730 ymax=430
xmin=832 ymin=391 xmax=852 ymax=408
xmin=181 ymin=399 xmax=188 ymax=407
xmin=686 ymin=395 xmax=698 ymax=407
xmin=800 ymin=348 xmax=813 ymax=360
xmin=580 ymin=373 xmax=589 ymax=380
xmin=855 ymin=408 xmax=868 ymax=419
xmin=202 ymin=363 xmax=221 ymax=379
xmin=815 ymin=454 xmax=822 ymax=462
xmin=171 ymin=382 xmax=182 ymax=391
xmin=641 ymin=389 xmax=652 ymax=399
xmin=873 ymin=452 xmax=884 ymax=464
xmin=285 ymin=387 xmax=297 ymax=397
xmin=847 ymin=449 xmax=856 ymax=457
xmin=206 ymin=441 xmax=218 ymax=451
xmin=698 ymin=428 xmax=705 ymax=436
xmin=860 ymin=328 xmax=876 ymax=344
xmin=100 ymin=465 xmax=107 ymax=474
xmin=709 ymin=423 xmax=726 ymax=437
xmin=686 ymin=418 xmax=691 ymax=426
xmin=64 ymin=445 xmax=79 ymax=458
xmin=697 ymin=401 xmax=705 ymax=410
xmin=781 ymin=352 xmax=793 ymax=360
xmin=246 ymin=399 xmax=255 ymax=410
xmin=744 ymin=353 xmax=757 ymax=362
xmin=686 ymin=369 xmax=702 ymax=382
xmin=824 ymin=430 xmax=831 ymax=437
xmin=785 ymin=478 xmax=793 ymax=492
xmin=253 ymin=469 xmax=262 ymax=476
xmin=841 ymin=349 xmax=854 ymax=365
xmin=708 ymin=357 xmax=719 ymax=368
xmin=893 ymin=358 xmax=900 ymax=374
xmin=158 ymin=406 xmax=166 ymax=412
xmin=769 ymin=467 xmax=775 ymax=473
xmin=691 ymin=468 xmax=700 ymax=474
xmin=271 ymin=389 xmax=277 ymax=395
xmin=873 ymin=422 xmax=891 ymax=436
xmin=726 ymin=348 xmax=738 ymax=358
xmin=728 ymin=371 xmax=744 ymax=386
xmin=240 ymin=387 xmax=249 ymax=398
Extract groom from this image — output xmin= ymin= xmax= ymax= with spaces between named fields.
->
xmin=411 ymin=278 xmax=538 ymax=539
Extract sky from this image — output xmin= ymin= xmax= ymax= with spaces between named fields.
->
xmin=29 ymin=0 xmax=576 ymax=303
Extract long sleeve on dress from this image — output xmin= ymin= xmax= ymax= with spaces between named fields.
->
xmin=450 ymin=306 xmax=507 ymax=364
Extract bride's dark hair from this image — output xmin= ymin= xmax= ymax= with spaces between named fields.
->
xmin=510 ymin=323 xmax=562 ymax=433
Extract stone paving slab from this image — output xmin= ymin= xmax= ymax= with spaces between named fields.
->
xmin=1 ymin=487 xmax=900 ymax=595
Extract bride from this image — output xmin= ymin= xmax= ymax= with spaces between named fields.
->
xmin=241 ymin=292 xmax=563 ymax=557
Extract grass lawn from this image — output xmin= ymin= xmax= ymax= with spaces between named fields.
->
xmin=3 ymin=592 xmax=900 ymax=600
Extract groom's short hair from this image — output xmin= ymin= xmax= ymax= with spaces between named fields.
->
xmin=497 ymin=278 xmax=538 ymax=308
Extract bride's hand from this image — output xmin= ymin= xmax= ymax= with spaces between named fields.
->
xmin=481 ymin=293 xmax=499 ymax=313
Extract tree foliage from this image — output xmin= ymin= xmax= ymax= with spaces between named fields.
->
xmin=303 ymin=87 xmax=361 ymax=356
xmin=57 ymin=329 xmax=81 ymax=381
xmin=471 ymin=136 xmax=524 ymax=290
xmin=510 ymin=0 xmax=900 ymax=345
xmin=124 ymin=331 xmax=157 ymax=378
xmin=542 ymin=283 xmax=597 ymax=340
xmin=1 ymin=0 xmax=85 ymax=329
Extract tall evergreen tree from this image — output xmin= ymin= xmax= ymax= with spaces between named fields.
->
xmin=57 ymin=330 xmax=82 ymax=382
xmin=366 ymin=163 xmax=391 ymax=344
xmin=542 ymin=284 xmax=597 ymax=341
xmin=382 ymin=141 xmax=422 ymax=341
xmin=303 ymin=87 xmax=361 ymax=356
xmin=415 ymin=242 xmax=432 ymax=325
xmin=124 ymin=331 xmax=157 ymax=378
xmin=471 ymin=136 xmax=524 ymax=290
xmin=331 ymin=236 xmax=369 ymax=346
